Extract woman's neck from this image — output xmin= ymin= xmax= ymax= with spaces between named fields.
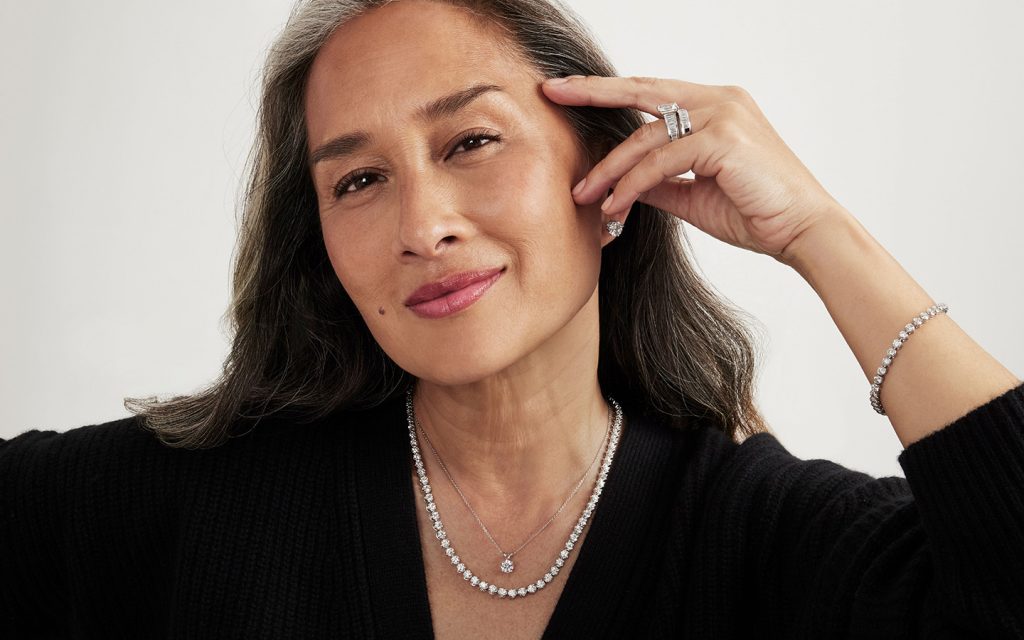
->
xmin=410 ymin=295 xmax=610 ymax=522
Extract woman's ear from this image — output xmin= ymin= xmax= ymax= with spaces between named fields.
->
xmin=593 ymin=140 xmax=614 ymax=197
xmin=577 ymin=137 xmax=615 ymax=200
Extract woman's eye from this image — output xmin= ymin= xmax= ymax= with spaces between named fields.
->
xmin=330 ymin=131 xmax=502 ymax=200
xmin=332 ymin=171 xmax=382 ymax=199
xmin=449 ymin=131 xmax=501 ymax=157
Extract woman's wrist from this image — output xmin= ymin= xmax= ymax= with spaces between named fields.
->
xmin=777 ymin=204 xmax=1021 ymax=446
xmin=775 ymin=202 xmax=864 ymax=275
xmin=777 ymin=205 xmax=935 ymax=383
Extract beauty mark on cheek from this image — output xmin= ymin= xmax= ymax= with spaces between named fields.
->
xmin=378 ymin=307 xmax=386 ymax=315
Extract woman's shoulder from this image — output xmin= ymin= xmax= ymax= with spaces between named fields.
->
xmin=634 ymin=409 xmax=912 ymax=534
xmin=0 ymin=416 xmax=195 ymax=527
xmin=0 ymin=400 xmax=394 ymax=492
xmin=686 ymin=418 xmax=911 ymax=515
xmin=630 ymin=409 xmax=749 ymax=488
xmin=1 ymin=415 xmax=168 ymax=483
xmin=2 ymin=411 xmax=232 ymax=484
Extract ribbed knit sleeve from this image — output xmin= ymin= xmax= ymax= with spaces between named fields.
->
xmin=0 ymin=417 xmax=183 ymax=638
xmin=697 ymin=382 xmax=1024 ymax=639
xmin=0 ymin=429 xmax=69 ymax=637
xmin=895 ymin=382 xmax=1024 ymax=637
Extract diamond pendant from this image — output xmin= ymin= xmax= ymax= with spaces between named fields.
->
xmin=500 ymin=555 xmax=514 ymax=574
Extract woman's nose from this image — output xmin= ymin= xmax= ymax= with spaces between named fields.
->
xmin=393 ymin=172 xmax=472 ymax=259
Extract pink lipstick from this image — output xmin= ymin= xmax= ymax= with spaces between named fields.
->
xmin=405 ymin=267 xmax=505 ymax=319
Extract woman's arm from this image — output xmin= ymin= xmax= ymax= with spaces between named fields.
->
xmin=780 ymin=205 xmax=1022 ymax=447
xmin=700 ymin=382 xmax=1024 ymax=638
xmin=544 ymin=73 xmax=1024 ymax=636
xmin=543 ymin=73 xmax=1021 ymax=447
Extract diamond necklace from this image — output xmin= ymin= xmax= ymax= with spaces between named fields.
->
xmin=416 ymin=396 xmax=610 ymax=575
xmin=405 ymin=386 xmax=624 ymax=600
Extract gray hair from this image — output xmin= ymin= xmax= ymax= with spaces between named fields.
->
xmin=125 ymin=0 xmax=771 ymax=449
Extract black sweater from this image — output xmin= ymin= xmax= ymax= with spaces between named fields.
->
xmin=3 ymin=383 xmax=1024 ymax=639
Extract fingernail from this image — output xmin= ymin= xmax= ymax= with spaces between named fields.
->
xmin=572 ymin=177 xmax=587 ymax=197
xmin=600 ymin=193 xmax=614 ymax=211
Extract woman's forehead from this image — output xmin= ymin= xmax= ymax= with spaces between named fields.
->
xmin=307 ymin=83 xmax=522 ymax=167
xmin=304 ymin=2 xmax=537 ymax=137
xmin=311 ymin=0 xmax=524 ymax=86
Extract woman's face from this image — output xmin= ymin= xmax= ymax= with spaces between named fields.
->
xmin=304 ymin=0 xmax=608 ymax=385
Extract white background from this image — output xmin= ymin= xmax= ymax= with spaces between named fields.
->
xmin=2 ymin=0 xmax=1022 ymax=479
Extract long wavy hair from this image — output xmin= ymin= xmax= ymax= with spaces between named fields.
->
xmin=125 ymin=0 xmax=772 ymax=449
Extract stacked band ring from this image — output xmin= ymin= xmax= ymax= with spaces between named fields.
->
xmin=657 ymin=102 xmax=692 ymax=141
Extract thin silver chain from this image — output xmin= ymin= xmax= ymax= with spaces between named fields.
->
xmin=406 ymin=386 xmax=624 ymax=599
xmin=415 ymin=400 xmax=610 ymax=567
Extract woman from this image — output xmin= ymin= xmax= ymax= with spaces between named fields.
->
xmin=2 ymin=0 xmax=1022 ymax=637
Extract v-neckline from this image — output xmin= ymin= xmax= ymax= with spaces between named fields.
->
xmin=348 ymin=395 xmax=680 ymax=638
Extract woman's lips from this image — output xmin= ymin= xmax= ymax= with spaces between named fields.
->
xmin=406 ymin=268 xmax=505 ymax=319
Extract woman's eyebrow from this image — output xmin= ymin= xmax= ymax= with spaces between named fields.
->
xmin=309 ymin=83 xmax=505 ymax=166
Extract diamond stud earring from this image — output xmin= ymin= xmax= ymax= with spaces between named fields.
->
xmin=605 ymin=220 xmax=624 ymax=238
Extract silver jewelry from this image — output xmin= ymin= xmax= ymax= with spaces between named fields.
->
xmin=405 ymin=386 xmax=624 ymax=599
xmin=605 ymin=220 xmax=624 ymax=238
xmin=870 ymin=303 xmax=948 ymax=415
xmin=657 ymin=102 xmax=692 ymax=141
xmin=416 ymin=404 xmax=608 ymax=575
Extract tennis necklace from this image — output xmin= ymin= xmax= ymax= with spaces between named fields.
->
xmin=405 ymin=386 xmax=623 ymax=599
xmin=417 ymin=398 xmax=610 ymax=575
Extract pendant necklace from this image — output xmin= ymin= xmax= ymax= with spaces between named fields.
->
xmin=405 ymin=386 xmax=623 ymax=599
xmin=417 ymin=399 xmax=610 ymax=574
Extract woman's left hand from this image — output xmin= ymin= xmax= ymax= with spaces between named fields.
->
xmin=541 ymin=75 xmax=851 ymax=264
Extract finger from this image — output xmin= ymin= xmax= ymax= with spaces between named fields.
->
xmin=601 ymin=130 xmax=724 ymax=218
xmin=541 ymin=74 xmax=723 ymax=116
xmin=573 ymin=107 xmax=711 ymax=205
xmin=633 ymin=176 xmax=695 ymax=222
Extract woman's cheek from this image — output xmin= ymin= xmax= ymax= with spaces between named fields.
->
xmin=460 ymin=150 xmax=543 ymax=220
xmin=322 ymin=229 xmax=377 ymax=308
